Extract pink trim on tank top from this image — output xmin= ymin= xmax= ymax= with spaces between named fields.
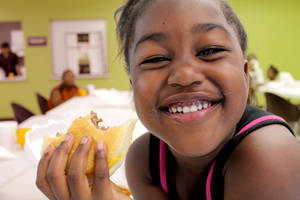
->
xmin=205 ymin=115 xmax=285 ymax=200
xmin=235 ymin=115 xmax=285 ymax=137
xmin=159 ymin=140 xmax=169 ymax=194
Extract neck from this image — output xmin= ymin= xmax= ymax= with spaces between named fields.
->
xmin=2 ymin=53 xmax=9 ymax=58
xmin=169 ymin=129 xmax=235 ymax=198
xmin=171 ymin=139 xmax=225 ymax=177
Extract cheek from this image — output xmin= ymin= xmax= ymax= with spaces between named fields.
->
xmin=131 ymin=71 xmax=159 ymax=114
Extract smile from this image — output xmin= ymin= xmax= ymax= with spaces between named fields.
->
xmin=167 ymin=100 xmax=216 ymax=114
xmin=159 ymin=92 xmax=224 ymax=123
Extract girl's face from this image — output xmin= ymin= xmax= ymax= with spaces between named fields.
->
xmin=129 ymin=0 xmax=249 ymax=157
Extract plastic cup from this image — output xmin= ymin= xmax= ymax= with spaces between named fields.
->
xmin=0 ymin=121 xmax=18 ymax=150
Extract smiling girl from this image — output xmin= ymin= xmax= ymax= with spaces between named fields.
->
xmin=36 ymin=0 xmax=300 ymax=199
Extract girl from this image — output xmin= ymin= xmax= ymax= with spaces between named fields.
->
xmin=36 ymin=0 xmax=300 ymax=199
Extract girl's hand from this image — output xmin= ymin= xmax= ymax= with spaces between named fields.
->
xmin=36 ymin=134 xmax=131 ymax=200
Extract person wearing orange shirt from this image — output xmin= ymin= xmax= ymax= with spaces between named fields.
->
xmin=47 ymin=70 xmax=81 ymax=110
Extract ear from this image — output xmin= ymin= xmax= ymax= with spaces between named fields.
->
xmin=243 ymin=59 xmax=249 ymax=88
xmin=243 ymin=60 xmax=249 ymax=78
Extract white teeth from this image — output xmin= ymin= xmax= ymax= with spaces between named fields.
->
xmin=171 ymin=107 xmax=177 ymax=113
xmin=167 ymin=101 xmax=214 ymax=114
xmin=177 ymin=106 xmax=183 ymax=112
xmin=183 ymin=106 xmax=190 ymax=113
xmin=190 ymin=105 xmax=198 ymax=112
xmin=198 ymin=103 xmax=203 ymax=110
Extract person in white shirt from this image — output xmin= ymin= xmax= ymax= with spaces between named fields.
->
xmin=247 ymin=54 xmax=264 ymax=106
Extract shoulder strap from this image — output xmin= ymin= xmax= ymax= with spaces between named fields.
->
xmin=205 ymin=115 xmax=294 ymax=200
xmin=149 ymin=134 xmax=161 ymax=187
xmin=159 ymin=140 xmax=168 ymax=194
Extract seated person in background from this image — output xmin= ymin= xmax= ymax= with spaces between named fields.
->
xmin=47 ymin=70 xmax=86 ymax=110
xmin=267 ymin=65 xmax=295 ymax=85
xmin=0 ymin=42 xmax=22 ymax=77
xmin=247 ymin=53 xmax=264 ymax=89
xmin=266 ymin=65 xmax=279 ymax=81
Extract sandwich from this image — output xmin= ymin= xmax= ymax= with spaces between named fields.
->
xmin=41 ymin=111 xmax=137 ymax=177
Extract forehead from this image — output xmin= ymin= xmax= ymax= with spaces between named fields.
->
xmin=133 ymin=0 xmax=233 ymax=41
xmin=64 ymin=71 xmax=74 ymax=77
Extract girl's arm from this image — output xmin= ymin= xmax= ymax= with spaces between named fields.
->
xmin=126 ymin=133 xmax=169 ymax=200
xmin=224 ymin=124 xmax=300 ymax=200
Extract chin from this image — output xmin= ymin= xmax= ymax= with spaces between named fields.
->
xmin=162 ymin=131 xmax=222 ymax=159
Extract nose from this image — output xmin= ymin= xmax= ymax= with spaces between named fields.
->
xmin=167 ymin=62 xmax=205 ymax=88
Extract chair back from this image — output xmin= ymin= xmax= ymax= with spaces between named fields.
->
xmin=10 ymin=102 xmax=35 ymax=124
xmin=265 ymin=92 xmax=300 ymax=123
xmin=36 ymin=93 xmax=48 ymax=114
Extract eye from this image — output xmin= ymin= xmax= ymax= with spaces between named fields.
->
xmin=139 ymin=55 xmax=171 ymax=70
xmin=196 ymin=47 xmax=227 ymax=59
xmin=140 ymin=56 xmax=170 ymax=64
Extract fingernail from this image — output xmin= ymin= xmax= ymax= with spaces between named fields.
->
xmin=80 ymin=136 xmax=89 ymax=144
xmin=63 ymin=134 xmax=72 ymax=142
xmin=44 ymin=144 xmax=53 ymax=156
xmin=96 ymin=141 xmax=104 ymax=151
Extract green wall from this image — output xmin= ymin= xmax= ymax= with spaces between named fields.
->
xmin=230 ymin=0 xmax=300 ymax=81
xmin=0 ymin=0 xmax=299 ymax=118
xmin=0 ymin=0 xmax=129 ymax=118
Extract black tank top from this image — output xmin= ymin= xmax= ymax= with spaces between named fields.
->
xmin=149 ymin=105 xmax=294 ymax=199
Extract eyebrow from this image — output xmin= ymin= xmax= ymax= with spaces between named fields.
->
xmin=134 ymin=23 xmax=230 ymax=52
xmin=191 ymin=23 xmax=230 ymax=35
xmin=134 ymin=32 xmax=167 ymax=53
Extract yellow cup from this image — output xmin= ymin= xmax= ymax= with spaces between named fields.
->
xmin=8 ymin=73 xmax=14 ymax=78
xmin=17 ymin=128 xmax=31 ymax=146
xmin=78 ymin=88 xmax=88 ymax=96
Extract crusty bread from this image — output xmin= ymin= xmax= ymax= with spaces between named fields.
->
xmin=41 ymin=112 xmax=137 ymax=176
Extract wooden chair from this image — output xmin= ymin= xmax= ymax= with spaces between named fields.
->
xmin=10 ymin=102 xmax=35 ymax=124
xmin=265 ymin=92 xmax=300 ymax=127
xmin=36 ymin=93 xmax=48 ymax=114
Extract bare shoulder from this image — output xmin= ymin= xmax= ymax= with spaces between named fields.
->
xmin=224 ymin=124 xmax=300 ymax=200
xmin=126 ymin=132 xmax=152 ymax=183
xmin=125 ymin=133 xmax=169 ymax=200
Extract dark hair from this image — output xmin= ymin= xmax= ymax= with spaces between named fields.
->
xmin=1 ymin=42 xmax=9 ymax=48
xmin=268 ymin=65 xmax=279 ymax=75
xmin=247 ymin=53 xmax=257 ymax=61
xmin=62 ymin=69 xmax=74 ymax=79
xmin=115 ymin=0 xmax=248 ymax=72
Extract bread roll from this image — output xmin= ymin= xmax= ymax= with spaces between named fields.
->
xmin=41 ymin=112 xmax=137 ymax=176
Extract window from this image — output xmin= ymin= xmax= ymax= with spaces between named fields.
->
xmin=50 ymin=20 xmax=108 ymax=79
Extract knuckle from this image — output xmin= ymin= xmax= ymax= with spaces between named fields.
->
xmin=46 ymin=170 xmax=59 ymax=183
xmin=67 ymin=170 xmax=81 ymax=183
xmin=95 ymin=171 xmax=108 ymax=182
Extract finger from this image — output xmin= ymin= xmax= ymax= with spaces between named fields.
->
xmin=47 ymin=134 xmax=74 ymax=200
xmin=36 ymin=144 xmax=57 ymax=200
xmin=92 ymin=141 xmax=113 ymax=199
xmin=111 ymin=182 xmax=132 ymax=199
xmin=68 ymin=136 xmax=92 ymax=199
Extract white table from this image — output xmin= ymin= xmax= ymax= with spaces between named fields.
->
xmin=258 ymin=81 xmax=300 ymax=100
xmin=0 ymin=89 xmax=146 ymax=200
xmin=0 ymin=161 xmax=46 ymax=200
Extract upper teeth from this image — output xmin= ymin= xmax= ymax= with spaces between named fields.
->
xmin=168 ymin=101 xmax=212 ymax=114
